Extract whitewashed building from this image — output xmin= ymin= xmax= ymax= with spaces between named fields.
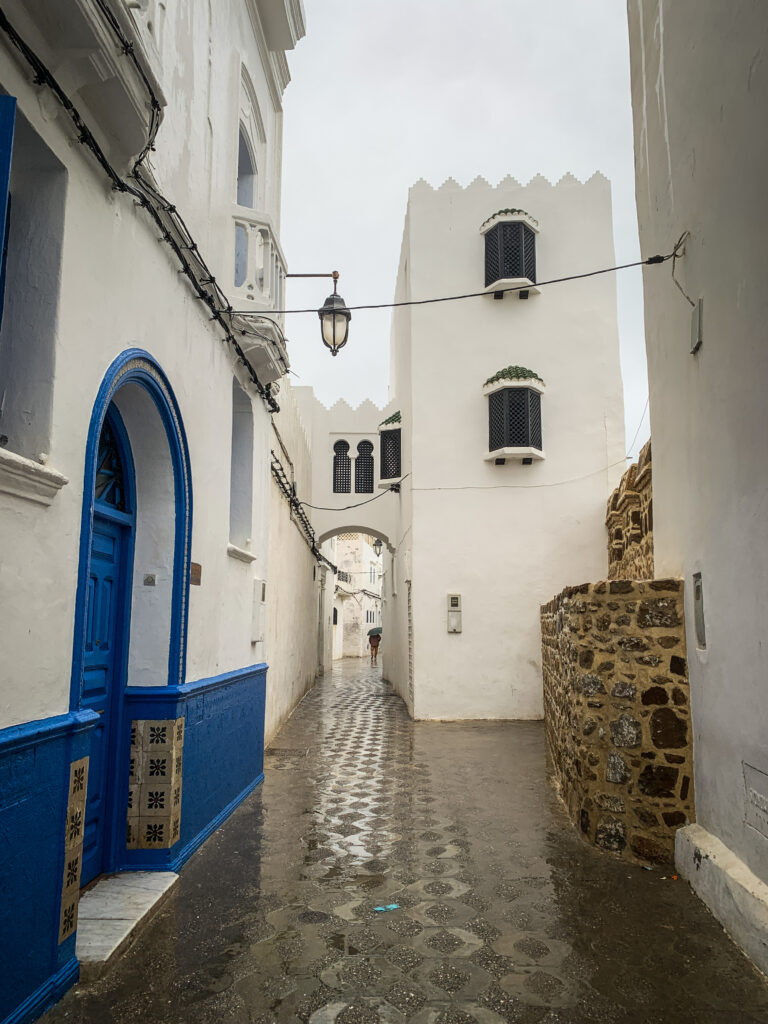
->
xmin=382 ymin=175 xmax=626 ymax=719
xmin=0 ymin=2 xmax=312 ymax=1021
xmin=627 ymin=0 xmax=768 ymax=974
xmin=294 ymin=175 xmax=626 ymax=721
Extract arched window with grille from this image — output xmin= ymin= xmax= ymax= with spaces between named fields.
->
xmin=355 ymin=440 xmax=374 ymax=493
xmin=333 ymin=440 xmax=351 ymax=493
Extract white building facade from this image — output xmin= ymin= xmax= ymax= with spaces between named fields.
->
xmin=293 ymin=176 xmax=626 ymax=722
xmin=0 ymin=3 xmax=313 ymax=1021
xmin=627 ymin=0 xmax=768 ymax=974
xmin=382 ymin=175 xmax=626 ymax=720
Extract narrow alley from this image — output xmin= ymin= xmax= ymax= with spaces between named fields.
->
xmin=44 ymin=661 xmax=768 ymax=1024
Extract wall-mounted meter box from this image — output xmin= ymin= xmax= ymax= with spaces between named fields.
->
xmin=447 ymin=593 xmax=462 ymax=633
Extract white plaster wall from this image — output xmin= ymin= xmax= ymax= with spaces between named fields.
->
xmin=627 ymin=0 xmax=768 ymax=889
xmin=332 ymin=596 xmax=344 ymax=661
xmin=264 ymin=381 xmax=317 ymax=745
xmin=381 ymin=220 xmax=415 ymax=710
xmin=0 ymin=0 xmax=304 ymax=728
xmin=391 ymin=175 xmax=625 ymax=720
xmin=112 ymin=383 xmax=174 ymax=687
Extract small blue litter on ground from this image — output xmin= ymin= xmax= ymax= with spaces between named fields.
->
xmin=373 ymin=904 xmax=400 ymax=912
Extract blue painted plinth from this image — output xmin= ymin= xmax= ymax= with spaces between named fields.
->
xmin=122 ymin=663 xmax=267 ymax=871
xmin=0 ymin=711 xmax=97 ymax=1024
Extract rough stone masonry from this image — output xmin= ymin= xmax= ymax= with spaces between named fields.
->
xmin=541 ymin=578 xmax=693 ymax=863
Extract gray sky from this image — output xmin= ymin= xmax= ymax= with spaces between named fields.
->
xmin=280 ymin=0 xmax=651 ymax=461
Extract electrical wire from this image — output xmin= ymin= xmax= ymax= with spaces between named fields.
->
xmin=232 ymin=255 xmax=672 ymax=317
xmin=299 ymin=475 xmax=409 ymax=512
xmin=626 ymin=394 xmax=650 ymax=458
xmin=670 ymin=230 xmax=695 ymax=308
xmin=0 ymin=5 xmax=281 ymax=414
xmin=412 ymin=460 xmax=627 ymax=491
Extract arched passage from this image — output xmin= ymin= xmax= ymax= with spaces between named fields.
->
xmin=317 ymin=526 xmax=391 ymax=673
xmin=318 ymin=525 xmax=394 ymax=554
xmin=69 ymin=349 xmax=192 ymax=881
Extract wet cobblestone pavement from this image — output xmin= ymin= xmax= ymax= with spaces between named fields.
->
xmin=46 ymin=661 xmax=768 ymax=1024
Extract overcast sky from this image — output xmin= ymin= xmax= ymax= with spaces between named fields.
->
xmin=280 ymin=0 xmax=651 ymax=460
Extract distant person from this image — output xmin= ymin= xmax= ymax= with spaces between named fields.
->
xmin=368 ymin=632 xmax=381 ymax=665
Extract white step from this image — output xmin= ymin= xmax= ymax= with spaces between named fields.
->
xmin=76 ymin=871 xmax=178 ymax=978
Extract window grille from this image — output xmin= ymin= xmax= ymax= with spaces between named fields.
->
xmin=355 ymin=440 xmax=374 ymax=493
xmin=528 ymin=390 xmax=542 ymax=449
xmin=333 ymin=440 xmax=351 ymax=493
xmin=484 ymin=221 xmax=536 ymax=287
xmin=380 ymin=428 xmax=401 ymax=479
xmin=95 ymin=415 xmax=127 ymax=510
xmin=488 ymin=387 xmax=543 ymax=451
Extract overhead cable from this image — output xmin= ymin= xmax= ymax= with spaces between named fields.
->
xmin=233 ymin=254 xmax=673 ymax=318
xmin=0 ymin=5 xmax=281 ymax=413
xmin=300 ymin=476 xmax=410 ymax=512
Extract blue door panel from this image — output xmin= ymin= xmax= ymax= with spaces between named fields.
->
xmin=81 ymin=515 xmax=127 ymax=886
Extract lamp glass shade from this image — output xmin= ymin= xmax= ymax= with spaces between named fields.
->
xmin=373 ymin=538 xmax=383 ymax=557
xmin=321 ymin=313 xmax=349 ymax=351
xmin=318 ymin=292 xmax=351 ymax=355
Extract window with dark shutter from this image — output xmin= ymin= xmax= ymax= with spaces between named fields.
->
xmin=484 ymin=221 xmax=537 ymax=287
xmin=380 ymin=428 xmax=401 ymax=479
xmin=487 ymin=387 xmax=543 ymax=452
xmin=484 ymin=367 xmax=545 ymax=459
xmin=333 ymin=440 xmax=351 ymax=493
xmin=355 ymin=440 xmax=374 ymax=493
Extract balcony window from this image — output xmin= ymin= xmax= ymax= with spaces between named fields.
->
xmin=483 ymin=367 xmax=546 ymax=462
xmin=0 ymin=100 xmax=66 ymax=462
xmin=229 ymin=379 xmax=254 ymax=548
xmin=237 ymin=127 xmax=256 ymax=208
xmin=379 ymin=411 xmax=402 ymax=482
xmin=480 ymin=210 xmax=539 ymax=297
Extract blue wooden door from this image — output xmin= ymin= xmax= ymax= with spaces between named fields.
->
xmin=80 ymin=411 xmax=134 ymax=886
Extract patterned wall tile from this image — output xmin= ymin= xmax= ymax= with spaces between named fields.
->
xmin=144 ymin=720 xmax=175 ymax=752
xmin=140 ymin=784 xmax=172 ymax=817
xmin=127 ymin=718 xmax=184 ymax=849
xmin=59 ymin=756 xmax=89 ymax=944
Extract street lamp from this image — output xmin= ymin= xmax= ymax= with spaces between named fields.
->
xmin=285 ymin=270 xmax=351 ymax=357
xmin=318 ymin=272 xmax=351 ymax=357
xmin=373 ymin=538 xmax=383 ymax=557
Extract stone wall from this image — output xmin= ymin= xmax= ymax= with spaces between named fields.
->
xmin=541 ymin=578 xmax=694 ymax=863
xmin=607 ymin=439 xmax=653 ymax=580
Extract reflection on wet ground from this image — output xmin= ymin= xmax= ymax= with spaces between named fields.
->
xmin=45 ymin=660 xmax=768 ymax=1023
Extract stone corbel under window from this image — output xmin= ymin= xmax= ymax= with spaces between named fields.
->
xmin=227 ymin=542 xmax=258 ymax=564
xmin=0 ymin=448 xmax=68 ymax=505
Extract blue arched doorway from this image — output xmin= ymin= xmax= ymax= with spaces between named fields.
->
xmin=71 ymin=350 xmax=192 ymax=883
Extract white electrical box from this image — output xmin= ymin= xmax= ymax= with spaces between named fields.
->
xmin=447 ymin=593 xmax=462 ymax=633
xmin=252 ymin=578 xmax=267 ymax=644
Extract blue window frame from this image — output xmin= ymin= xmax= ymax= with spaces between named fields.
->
xmin=0 ymin=96 xmax=16 ymax=329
